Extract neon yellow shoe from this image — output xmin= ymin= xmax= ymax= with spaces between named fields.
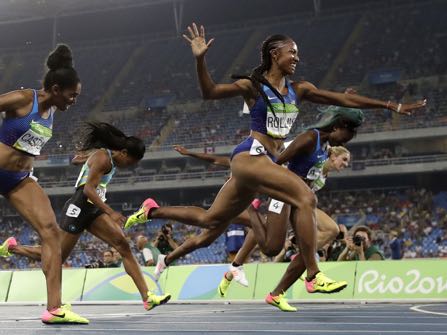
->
xmin=0 ymin=237 xmax=17 ymax=257
xmin=305 ymin=272 xmax=347 ymax=294
xmin=144 ymin=291 xmax=171 ymax=311
xmin=125 ymin=198 xmax=159 ymax=229
xmin=218 ymin=272 xmax=232 ymax=297
xmin=41 ymin=304 xmax=89 ymax=324
xmin=265 ymin=292 xmax=297 ymax=312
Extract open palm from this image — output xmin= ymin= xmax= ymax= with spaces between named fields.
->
xmin=398 ymin=99 xmax=427 ymax=116
xmin=183 ymin=22 xmax=214 ymax=58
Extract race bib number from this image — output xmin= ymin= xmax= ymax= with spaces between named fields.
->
xmin=268 ymin=199 xmax=285 ymax=214
xmin=307 ymin=165 xmax=321 ymax=181
xmin=13 ymin=121 xmax=52 ymax=156
xmin=66 ymin=204 xmax=81 ymax=218
xmin=249 ymin=139 xmax=267 ymax=156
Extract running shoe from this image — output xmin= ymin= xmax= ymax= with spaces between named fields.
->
xmin=124 ymin=198 xmax=159 ymax=229
xmin=217 ymin=272 xmax=232 ymax=297
xmin=305 ymin=272 xmax=347 ymax=294
xmin=154 ymin=254 xmax=167 ymax=281
xmin=0 ymin=237 xmax=17 ymax=257
xmin=229 ymin=265 xmax=249 ymax=287
xmin=144 ymin=291 xmax=171 ymax=311
xmin=265 ymin=292 xmax=297 ymax=312
xmin=41 ymin=304 xmax=89 ymax=324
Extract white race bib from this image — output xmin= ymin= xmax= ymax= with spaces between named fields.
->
xmin=66 ymin=204 xmax=81 ymax=218
xmin=268 ymin=199 xmax=285 ymax=214
xmin=249 ymin=139 xmax=267 ymax=156
xmin=13 ymin=121 xmax=52 ymax=156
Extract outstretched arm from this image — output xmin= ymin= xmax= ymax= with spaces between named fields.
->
xmin=276 ymin=131 xmax=315 ymax=165
xmin=173 ymin=145 xmax=230 ymax=167
xmin=296 ymin=81 xmax=426 ymax=115
xmin=183 ymin=23 xmax=253 ymax=101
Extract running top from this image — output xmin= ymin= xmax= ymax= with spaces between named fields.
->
xmin=286 ymin=129 xmax=328 ymax=192
xmin=75 ymin=149 xmax=116 ymax=202
xmin=249 ymin=80 xmax=300 ymax=139
xmin=0 ymin=90 xmax=55 ymax=156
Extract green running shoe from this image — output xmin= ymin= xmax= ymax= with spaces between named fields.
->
xmin=218 ymin=272 xmax=232 ymax=297
xmin=41 ymin=304 xmax=89 ymax=324
xmin=0 ymin=237 xmax=17 ymax=257
xmin=144 ymin=291 xmax=171 ymax=311
xmin=125 ymin=198 xmax=159 ymax=229
xmin=265 ymin=292 xmax=297 ymax=312
xmin=305 ymin=272 xmax=348 ymax=294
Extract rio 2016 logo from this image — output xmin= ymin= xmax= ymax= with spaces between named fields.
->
xmin=358 ymin=269 xmax=447 ymax=295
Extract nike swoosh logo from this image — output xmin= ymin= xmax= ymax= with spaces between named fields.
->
xmin=136 ymin=212 xmax=145 ymax=219
xmin=268 ymin=97 xmax=276 ymax=100
xmin=51 ymin=312 xmax=66 ymax=318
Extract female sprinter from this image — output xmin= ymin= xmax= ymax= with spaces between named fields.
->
xmin=0 ymin=44 xmax=86 ymax=324
xmin=0 ymin=123 xmax=170 ymax=322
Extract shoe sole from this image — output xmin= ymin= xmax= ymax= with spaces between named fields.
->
xmin=42 ymin=320 xmax=89 ymax=325
xmin=266 ymin=301 xmax=297 ymax=312
xmin=308 ymin=283 xmax=348 ymax=294
xmin=160 ymin=294 xmax=171 ymax=305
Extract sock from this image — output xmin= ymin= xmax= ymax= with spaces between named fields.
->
xmin=306 ymin=271 xmax=320 ymax=282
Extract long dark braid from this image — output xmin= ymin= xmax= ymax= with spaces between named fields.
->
xmin=232 ymin=34 xmax=293 ymax=117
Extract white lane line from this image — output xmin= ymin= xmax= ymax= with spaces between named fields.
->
xmin=411 ymin=304 xmax=447 ymax=317
xmin=1 ymin=320 xmax=446 ymax=326
xmin=0 ymin=328 xmax=445 ymax=333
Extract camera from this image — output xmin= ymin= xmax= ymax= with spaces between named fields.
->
xmin=353 ymin=234 xmax=365 ymax=246
xmin=161 ymin=225 xmax=169 ymax=235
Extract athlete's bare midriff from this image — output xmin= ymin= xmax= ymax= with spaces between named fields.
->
xmin=250 ymin=130 xmax=285 ymax=158
xmin=0 ymin=142 xmax=34 ymax=171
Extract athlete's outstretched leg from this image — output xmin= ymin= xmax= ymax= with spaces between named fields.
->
xmin=8 ymin=179 xmax=63 ymax=311
xmin=88 ymin=215 xmax=150 ymax=299
xmin=87 ymin=214 xmax=170 ymax=309
xmin=165 ymin=225 xmax=227 ymax=265
xmin=10 ymin=231 xmax=80 ymax=262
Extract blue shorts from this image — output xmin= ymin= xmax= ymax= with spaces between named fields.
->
xmin=0 ymin=168 xmax=30 ymax=196
xmin=231 ymin=137 xmax=277 ymax=162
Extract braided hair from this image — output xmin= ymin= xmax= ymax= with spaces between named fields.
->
xmin=77 ymin=122 xmax=145 ymax=160
xmin=232 ymin=34 xmax=294 ymax=117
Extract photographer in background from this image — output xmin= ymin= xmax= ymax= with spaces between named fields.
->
xmin=274 ymin=234 xmax=298 ymax=263
xmin=337 ymin=226 xmax=384 ymax=261
xmin=85 ymin=250 xmax=121 ymax=268
xmin=136 ymin=235 xmax=160 ymax=266
xmin=153 ymin=224 xmax=179 ymax=255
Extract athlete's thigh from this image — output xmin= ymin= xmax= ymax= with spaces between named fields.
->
xmin=7 ymin=178 xmax=57 ymax=230
xmin=233 ymin=209 xmax=251 ymax=226
xmin=205 ymin=176 xmax=256 ymax=224
xmin=315 ymin=208 xmax=337 ymax=233
xmin=198 ymin=224 xmax=228 ymax=241
xmin=60 ymin=231 xmax=82 ymax=261
xmin=87 ymin=214 xmax=125 ymax=245
xmin=232 ymin=153 xmax=313 ymax=208
xmin=265 ymin=199 xmax=291 ymax=243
